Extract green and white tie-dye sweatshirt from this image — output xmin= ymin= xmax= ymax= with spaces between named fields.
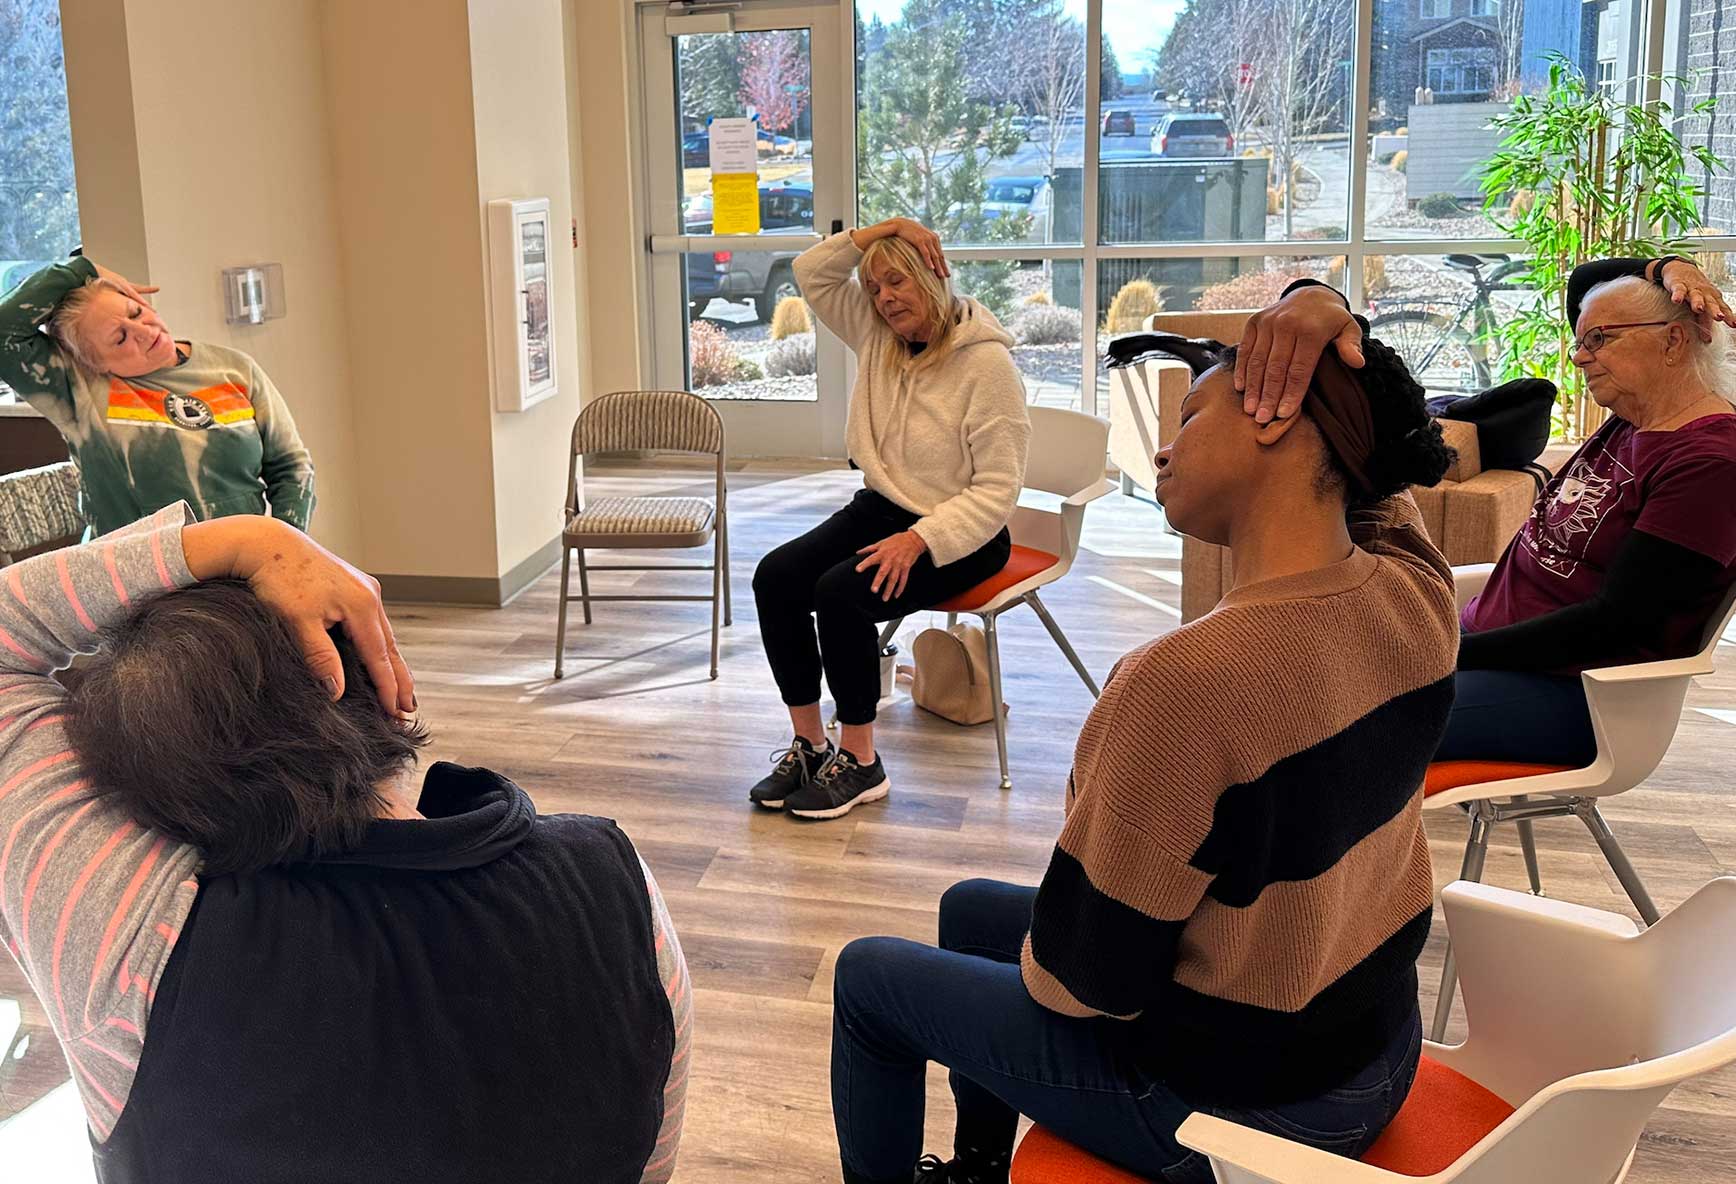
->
xmin=0 ymin=258 xmax=315 ymax=536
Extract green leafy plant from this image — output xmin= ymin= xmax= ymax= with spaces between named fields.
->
xmin=1418 ymin=192 xmax=1466 ymax=219
xmin=1481 ymin=54 xmax=1723 ymax=437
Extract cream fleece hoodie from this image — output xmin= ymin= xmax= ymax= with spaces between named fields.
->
xmin=793 ymin=232 xmax=1032 ymax=566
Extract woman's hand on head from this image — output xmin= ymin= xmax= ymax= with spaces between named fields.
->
xmin=91 ymin=262 xmax=159 ymax=308
xmin=181 ymin=515 xmax=416 ymax=715
xmin=1235 ymin=283 xmax=1366 ymax=424
xmin=1659 ymin=259 xmax=1736 ymax=341
xmin=855 ymin=530 xmax=929 ymax=601
xmin=854 ymin=218 xmax=950 ymax=278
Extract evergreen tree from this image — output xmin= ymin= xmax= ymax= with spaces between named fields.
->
xmin=856 ymin=0 xmax=1025 ymax=317
xmin=1099 ymin=33 xmax=1125 ymax=100
xmin=678 ymin=33 xmax=744 ymax=128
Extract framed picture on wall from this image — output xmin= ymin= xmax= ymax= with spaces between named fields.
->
xmin=488 ymin=196 xmax=558 ymax=412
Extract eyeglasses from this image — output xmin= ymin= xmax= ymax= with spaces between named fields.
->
xmin=1572 ymin=321 xmax=1678 ymax=356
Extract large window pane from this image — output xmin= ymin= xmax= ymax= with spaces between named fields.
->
xmin=685 ymin=249 xmax=816 ymax=401
xmin=1666 ymin=5 xmax=1736 ymax=236
xmin=1132 ymin=0 xmax=1353 ymax=243
xmin=856 ymin=1 xmax=1085 ymax=246
xmin=1365 ymin=0 xmax=1636 ymax=239
xmin=1091 ymin=253 xmax=1343 ymax=400
xmin=960 ymin=259 xmax=1085 ymax=409
xmin=1362 ymin=252 xmax=1536 ymax=392
xmin=676 ymin=29 xmax=815 ymax=229
xmin=0 ymin=0 xmax=81 ymax=405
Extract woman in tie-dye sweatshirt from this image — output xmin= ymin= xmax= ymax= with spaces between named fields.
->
xmin=0 ymin=256 xmax=315 ymax=537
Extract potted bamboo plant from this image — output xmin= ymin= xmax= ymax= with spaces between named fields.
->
xmin=1480 ymin=54 xmax=1724 ymax=439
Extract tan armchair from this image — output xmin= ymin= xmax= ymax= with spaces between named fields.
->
xmin=1107 ymin=309 xmax=1553 ymax=622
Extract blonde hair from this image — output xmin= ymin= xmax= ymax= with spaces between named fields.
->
xmin=47 ymin=276 xmax=123 ymax=374
xmin=1583 ymin=275 xmax=1736 ymax=404
xmin=859 ymin=235 xmax=961 ymax=372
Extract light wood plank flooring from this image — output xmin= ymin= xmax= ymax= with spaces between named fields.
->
xmin=4 ymin=457 xmax=1735 ymax=1182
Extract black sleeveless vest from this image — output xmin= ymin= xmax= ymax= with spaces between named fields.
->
xmin=92 ymin=763 xmax=672 ymax=1184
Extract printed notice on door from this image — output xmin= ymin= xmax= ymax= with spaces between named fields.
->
xmin=708 ymin=117 xmax=759 ymax=175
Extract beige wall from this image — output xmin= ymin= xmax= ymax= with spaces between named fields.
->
xmin=321 ymin=0 xmax=500 ymax=581
xmin=64 ymin=0 xmax=366 ymax=559
xmin=468 ymin=0 xmax=584 ymax=576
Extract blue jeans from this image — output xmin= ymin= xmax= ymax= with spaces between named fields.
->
xmin=1438 ymin=669 xmax=1596 ymax=766
xmin=831 ymin=879 xmax=1423 ymax=1184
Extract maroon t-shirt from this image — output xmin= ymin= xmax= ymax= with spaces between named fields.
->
xmin=1462 ymin=412 xmax=1736 ymax=669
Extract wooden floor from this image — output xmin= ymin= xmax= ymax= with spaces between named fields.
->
xmin=4 ymin=457 xmax=1736 ymax=1181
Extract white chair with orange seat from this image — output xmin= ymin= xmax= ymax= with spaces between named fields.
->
xmin=1422 ymin=565 xmax=1736 ymax=1041
xmin=867 ymin=404 xmax=1115 ymax=790
xmin=1013 ymin=876 xmax=1736 ymax=1184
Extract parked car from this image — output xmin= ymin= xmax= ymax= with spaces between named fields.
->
xmin=1101 ymin=109 xmax=1137 ymax=136
xmin=1152 ymin=113 xmax=1234 ymax=158
xmin=979 ymin=175 xmax=1052 ymax=242
xmin=684 ymin=179 xmax=813 ymax=323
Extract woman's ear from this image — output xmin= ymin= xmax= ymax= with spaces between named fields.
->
xmin=1665 ymin=321 xmax=1691 ymax=365
xmin=1253 ymin=407 xmax=1309 ymax=448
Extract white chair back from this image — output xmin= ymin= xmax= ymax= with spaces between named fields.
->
xmin=1179 ymin=879 xmax=1736 ymax=1184
xmin=1008 ymin=406 xmax=1111 ymax=569
xmin=1431 ymin=879 xmax=1736 ymax=1183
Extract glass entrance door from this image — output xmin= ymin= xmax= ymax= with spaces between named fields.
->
xmin=639 ymin=1 xmax=848 ymax=457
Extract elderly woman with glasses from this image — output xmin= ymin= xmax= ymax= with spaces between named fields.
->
xmin=1235 ymin=256 xmax=1736 ymax=767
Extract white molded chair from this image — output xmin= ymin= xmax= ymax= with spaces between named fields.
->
xmin=868 ymin=405 xmax=1115 ymax=789
xmin=1424 ymin=564 xmax=1736 ymax=1040
xmin=1174 ymin=877 xmax=1736 ymax=1184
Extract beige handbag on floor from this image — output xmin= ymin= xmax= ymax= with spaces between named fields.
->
xmin=909 ymin=623 xmax=999 ymax=726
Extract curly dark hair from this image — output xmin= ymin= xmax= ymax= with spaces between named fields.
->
xmin=1346 ymin=334 xmax=1458 ymax=502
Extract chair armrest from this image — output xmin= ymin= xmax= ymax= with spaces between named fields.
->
xmin=1175 ymin=1114 xmax=1402 ymax=1184
xmin=1064 ymin=478 xmax=1118 ymax=508
xmin=1452 ymin=563 xmax=1495 ymax=611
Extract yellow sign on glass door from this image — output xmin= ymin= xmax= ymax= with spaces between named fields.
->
xmin=711 ymin=171 xmax=761 ymax=235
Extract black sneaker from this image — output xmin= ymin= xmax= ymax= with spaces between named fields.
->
xmin=785 ymin=747 xmax=890 ymax=819
xmin=913 ymin=1152 xmax=1010 ymax=1184
xmin=749 ymin=736 xmax=832 ymax=810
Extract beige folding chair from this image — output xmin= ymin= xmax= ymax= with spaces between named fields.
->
xmin=554 ymin=390 xmax=731 ymax=680
xmin=0 ymin=461 xmax=84 ymax=565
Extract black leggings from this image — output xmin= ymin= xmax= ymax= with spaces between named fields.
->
xmin=754 ymin=489 xmax=1012 ymax=726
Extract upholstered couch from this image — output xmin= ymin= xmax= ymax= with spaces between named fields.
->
xmin=1105 ymin=308 xmax=1562 ymax=622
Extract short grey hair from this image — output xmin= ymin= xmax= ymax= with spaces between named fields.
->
xmin=46 ymin=276 xmax=121 ymax=374
xmin=1581 ymin=275 xmax=1736 ymax=404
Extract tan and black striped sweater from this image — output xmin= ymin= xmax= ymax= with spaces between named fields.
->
xmin=1021 ymin=494 xmax=1458 ymax=1105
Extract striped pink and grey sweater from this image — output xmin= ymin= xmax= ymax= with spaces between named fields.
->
xmin=0 ymin=505 xmax=689 ymax=1180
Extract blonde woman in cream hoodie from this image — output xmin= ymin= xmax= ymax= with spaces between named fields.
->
xmin=748 ymin=217 xmax=1031 ymax=821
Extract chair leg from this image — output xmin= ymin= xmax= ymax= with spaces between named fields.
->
xmin=554 ymin=546 xmax=572 ymax=680
xmin=1026 ymin=590 xmax=1100 ymax=697
xmin=945 ymin=611 xmax=958 ymax=630
xmin=576 ymin=548 xmax=593 ymax=625
xmin=1431 ymin=801 xmax=1495 ymax=1042
xmin=709 ymin=540 xmax=722 ymax=681
xmin=983 ymin=613 xmax=1011 ymax=791
xmin=718 ymin=515 xmax=732 ymax=627
xmin=1573 ymin=799 xmax=1661 ymax=925
xmin=1512 ymin=794 xmax=1544 ymax=896
xmin=1119 ymin=472 xmax=1135 ymax=497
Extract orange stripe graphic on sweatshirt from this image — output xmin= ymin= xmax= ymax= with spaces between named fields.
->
xmin=105 ymin=379 xmax=254 ymax=427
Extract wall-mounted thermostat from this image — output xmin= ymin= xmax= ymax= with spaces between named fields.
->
xmin=487 ymin=197 xmax=558 ymax=412
xmin=222 ymin=263 xmax=285 ymax=325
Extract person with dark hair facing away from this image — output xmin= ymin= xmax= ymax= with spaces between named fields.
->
xmin=1238 ymin=260 xmax=1736 ymax=768
xmin=828 ymin=311 xmax=1460 ymax=1183
xmin=0 ymin=508 xmax=689 ymax=1184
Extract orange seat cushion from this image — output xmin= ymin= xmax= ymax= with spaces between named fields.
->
xmin=1011 ymin=1125 xmax=1150 ymax=1184
xmin=1011 ymin=1057 xmax=1515 ymax=1183
xmin=1424 ymin=760 xmax=1574 ymax=798
xmin=1360 ymin=1055 xmax=1516 ymax=1176
xmin=934 ymin=545 xmax=1060 ymax=612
